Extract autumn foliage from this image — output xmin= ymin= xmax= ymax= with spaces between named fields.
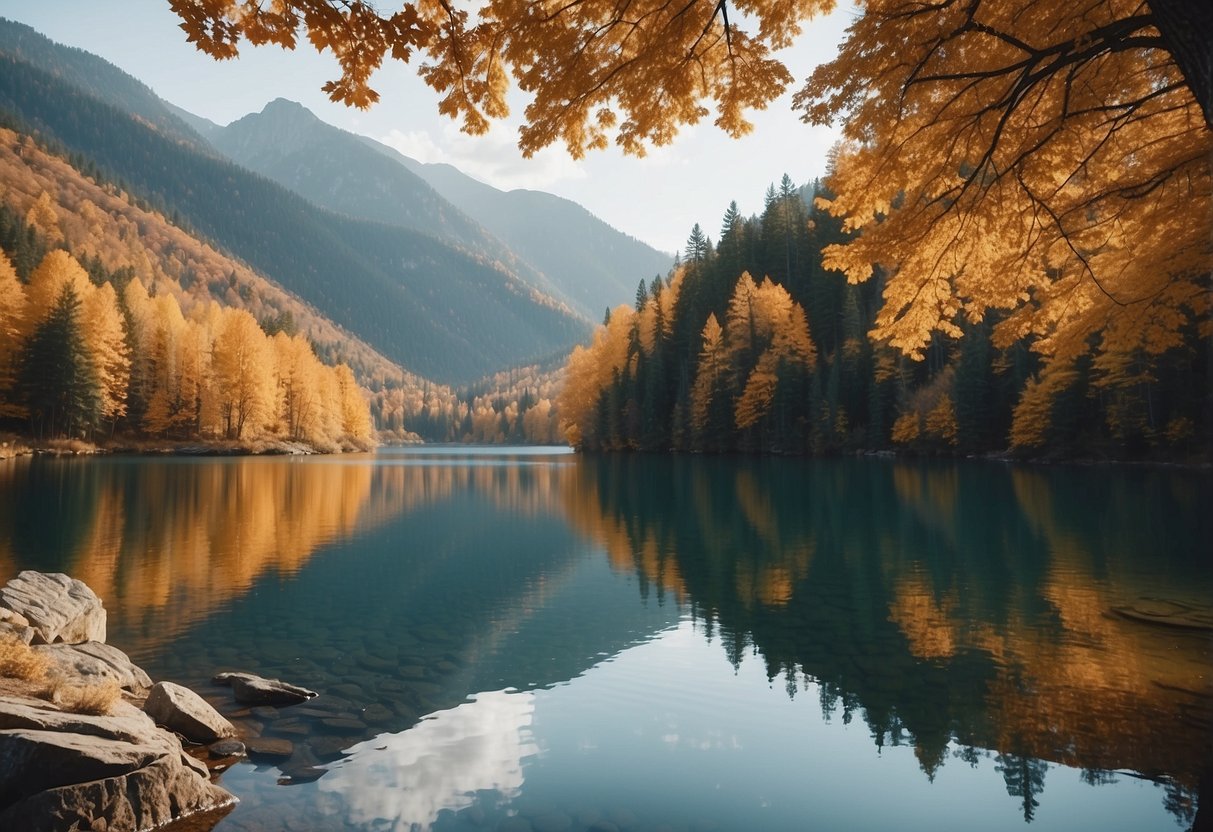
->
xmin=557 ymin=174 xmax=1208 ymax=457
xmin=171 ymin=0 xmax=1211 ymax=458
xmin=0 ymin=243 xmax=374 ymax=449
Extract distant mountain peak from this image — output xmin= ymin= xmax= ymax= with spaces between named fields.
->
xmin=261 ymin=97 xmax=313 ymax=118
xmin=222 ymin=97 xmax=328 ymax=156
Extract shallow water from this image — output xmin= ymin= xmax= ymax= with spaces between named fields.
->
xmin=1 ymin=448 xmax=1209 ymax=831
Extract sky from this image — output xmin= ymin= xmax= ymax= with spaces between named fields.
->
xmin=0 ymin=1 xmax=853 ymax=254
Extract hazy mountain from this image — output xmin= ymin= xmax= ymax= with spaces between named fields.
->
xmin=0 ymin=18 xmax=212 ymax=153
xmin=0 ymin=22 xmax=589 ymax=383
xmin=163 ymin=101 xmax=222 ymax=141
xmin=210 ymin=99 xmax=567 ymax=305
xmin=367 ymin=139 xmax=674 ymax=320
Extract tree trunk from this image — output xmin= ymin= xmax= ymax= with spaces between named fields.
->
xmin=1149 ymin=0 xmax=1213 ymax=129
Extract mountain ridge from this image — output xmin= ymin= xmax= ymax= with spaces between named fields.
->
xmin=0 ymin=23 xmax=588 ymax=384
xmin=364 ymin=137 xmax=675 ymax=320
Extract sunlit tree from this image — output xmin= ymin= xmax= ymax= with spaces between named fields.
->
xmin=0 ymin=251 xmax=28 ymax=417
xmin=80 ymin=282 xmax=130 ymax=427
xmin=212 ymin=307 xmax=274 ymax=439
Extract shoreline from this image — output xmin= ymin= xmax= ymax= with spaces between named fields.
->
xmin=3 ymin=433 xmax=1209 ymax=470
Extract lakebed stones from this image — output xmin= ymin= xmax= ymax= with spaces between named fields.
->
xmin=144 ymin=680 xmax=237 ymax=743
xmin=213 ymin=671 xmax=318 ymax=706
xmin=0 ymin=570 xmax=106 ymax=645
xmin=244 ymin=736 xmax=294 ymax=760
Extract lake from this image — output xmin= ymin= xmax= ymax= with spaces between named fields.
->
xmin=1 ymin=448 xmax=1209 ymax=832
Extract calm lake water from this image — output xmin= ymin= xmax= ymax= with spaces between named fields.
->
xmin=1 ymin=448 xmax=1210 ymax=832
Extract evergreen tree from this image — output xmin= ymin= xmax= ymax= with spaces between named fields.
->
xmin=685 ymin=223 xmax=710 ymax=264
xmin=20 ymin=284 xmax=99 ymax=438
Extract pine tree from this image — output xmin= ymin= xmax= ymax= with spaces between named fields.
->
xmin=20 ymin=284 xmax=99 ymax=439
xmin=685 ymin=223 xmax=710 ymax=264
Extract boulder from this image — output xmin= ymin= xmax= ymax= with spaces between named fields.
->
xmin=208 ymin=738 xmax=246 ymax=758
xmin=0 ymin=694 xmax=235 ymax=832
xmin=33 ymin=641 xmax=152 ymax=693
xmin=144 ymin=681 xmax=236 ymax=744
xmin=0 ymin=695 xmax=155 ymax=744
xmin=214 ymin=671 xmax=317 ymax=706
xmin=0 ymin=571 xmax=106 ymax=645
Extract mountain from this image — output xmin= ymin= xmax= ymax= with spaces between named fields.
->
xmin=367 ymin=140 xmax=674 ymax=320
xmin=0 ymin=21 xmax=589 ymax=384
xmin=0 ymin=18 xmax=210 ymax=154
xmin=210 ymin=99 xmax=568 ymax=305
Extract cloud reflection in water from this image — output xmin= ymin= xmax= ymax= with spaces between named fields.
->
xmin=319 ymin=690 xmax=538 ymax=829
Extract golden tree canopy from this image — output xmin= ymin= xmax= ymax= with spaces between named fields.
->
xmin=797 ymin=0 xmax=1211 ymax=366
xmin=170 ymin=0 xmax=1211 ymax=358
xmin=169 ymin=0 xmax=834 ymax=156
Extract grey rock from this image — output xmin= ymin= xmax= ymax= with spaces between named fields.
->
xmin=0 ymin=622 xmax=35 ymax=644
xmin=0 ymin=695 xmax=234 ymax=832
xmin=0 ymin=695 xmax=156 ymax=744
xmin=214 ymin=672 xmax=317 ymax=706
xmin=33 ymin=641 xmax=152 ymax=693
xmin=306 ymin=735 xmax=350 ymax=760
xmin=249 ymin=706 xmax=281 ymax=721
xmin=0 ymin=571 xmax=106 ymax=645
xmin=209 ymin=738 xmax=246 ymax=758
xmin=0 ymin=608 xmax=32 ymax=645
xmin=144 ymin=681 xmax=236 ymax=743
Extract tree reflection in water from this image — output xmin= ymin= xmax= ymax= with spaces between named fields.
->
xmin=564 ymin=455 xmax=1212 ymax=828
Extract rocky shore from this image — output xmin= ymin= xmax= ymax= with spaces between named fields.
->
xmin=0 ymin=571 xmax=237 ymax=831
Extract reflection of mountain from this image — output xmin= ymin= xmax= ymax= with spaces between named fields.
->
xmin=564 ymin=455 xmax=1213 ymax=825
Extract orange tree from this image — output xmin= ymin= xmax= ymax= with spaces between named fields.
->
xmin=170 ymin=0 xmax=1210 ymax=373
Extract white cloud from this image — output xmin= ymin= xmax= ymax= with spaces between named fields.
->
xmin=379 ymin=123 xmax=588 ymax=192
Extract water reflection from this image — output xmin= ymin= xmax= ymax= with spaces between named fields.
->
xmin=565 ymin=455 xmax=1212 ymax=826
xmin=0 ymin=456 xmax=385 ymax=650
xmin=1 ymin=451 xmax=1209 ymax=830
xmin=320 ymin=690 xmax=537 ymax=829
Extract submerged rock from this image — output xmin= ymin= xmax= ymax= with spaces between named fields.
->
xmin=0 ymin=571 xmax=106 ymax=645
xmin=209 ymin=738 xmax=246 ymax=758
xmin=144 ymin=681 xmax=236 ymax=743
xmin=245 ymin=736 xmax=294 ymax=760
xmin=213 ymin=671 xmax=318 ymax=706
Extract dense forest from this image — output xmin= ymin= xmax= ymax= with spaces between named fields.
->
xmin=0 ymin=239 xmax=373 ymax=450
xmin=557 ymin=176 xmax=1211 ymax=460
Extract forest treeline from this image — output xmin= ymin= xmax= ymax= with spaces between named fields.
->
xmin=556 ymin=176 xmax=1211 ymax=459
xmin=0 ymin=236 xmax=373 ymax=451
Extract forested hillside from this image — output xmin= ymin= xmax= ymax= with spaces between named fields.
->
xmin=0 ymin=127 xmax=384 ymax=448
xmin=0 ymin=23 xmax=589 ymax=384
xmin=558 ymin=177 xmax=1211 ymax=460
